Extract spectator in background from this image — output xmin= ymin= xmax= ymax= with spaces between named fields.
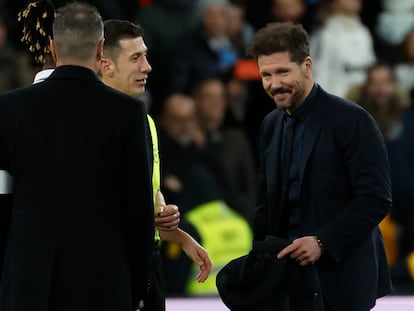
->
xmin=157 ymin=93 xmax=252 ymax=297
xmin=135 ymin=0 xmax=200 ymax=116
xmin=17 ymin=0 xmax=62 ymax=84
xmin=375 ymin=0 xmax=414 ymax=63
xmin=225 ymin=0 xmax=258 ymax=127
xmin=227 ymin=0 xmax=254 ymax=57
xmin=192 ymin=78 xmax=256 ymax=223
xmin=386 ymin=87 xmax=414 ymax=294
xmin=346 ymin=62 xmax=410 ymax=141
xmin=168 ymin=0 xmax=237 ymax=95
xmin=157 ymin=93 xmax=216 ymax=213
xmin=269 ymin=0 xmax=318 ymax=34
xmin=387 ymin=86 xmax=414 ymax=293
xmin=394 ymin=28 xmax=414 ymax=93
xmin=0 ymin=12 xmax=25 ymax=93
xmin=310 ymin=0 xmax=376 ymax=98
xmin=271 ymin=0 xmax=306 ymax=23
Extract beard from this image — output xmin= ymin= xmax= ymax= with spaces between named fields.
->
xmin=270 ymin=75 xmax=307 ymax=113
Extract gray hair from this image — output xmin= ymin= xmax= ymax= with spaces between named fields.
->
xmin=53 ymin=1 xmax=103 ymax=61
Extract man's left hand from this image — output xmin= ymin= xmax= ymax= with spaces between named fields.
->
xmin=277 ymin=236 xmax=322 ymax=266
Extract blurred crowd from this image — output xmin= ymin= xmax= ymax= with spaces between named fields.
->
xmin=1 ymin=0 xmax=414 ymax=297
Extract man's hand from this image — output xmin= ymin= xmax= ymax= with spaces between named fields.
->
xmin=155 ymin=190 xmax=180 ymax=231
xmin=277 ymin=236 xmax=322 ymax=266
xmin=155 ymin=204 xmax=180 ymax=231
xmin=181 ymin=235 xmax=212 ymax=282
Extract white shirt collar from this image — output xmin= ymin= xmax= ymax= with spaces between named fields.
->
xmin=32 ymin=69 xmax=55 ymax=84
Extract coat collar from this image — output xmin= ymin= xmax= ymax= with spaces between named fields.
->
xmin=48 ymin=65 xmax=102 ymax=83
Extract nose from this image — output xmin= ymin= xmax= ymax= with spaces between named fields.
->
xmin=270 ymin=74 xmax=283 ymax=89
xmin=142 ymin=56 xmax=152 ymax=73
xmin=264 ymin=74 xmax=282 ymax=91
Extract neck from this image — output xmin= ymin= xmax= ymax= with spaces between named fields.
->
xmin=56 ymin=59 xmax=100 ymax=73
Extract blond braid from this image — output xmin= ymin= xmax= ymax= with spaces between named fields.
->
xmin=18 ymin=0 xmax=55 ymax=64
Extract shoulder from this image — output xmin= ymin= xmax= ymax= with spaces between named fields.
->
xmin=0 ymin=84 xmax=38 ymax=111
xmin=100 ymin=84 xmax=144 ymax=109
xmin=315 ymin=86 xmax=378 ymax=138
xmin=317 ymin=85 xmax=367 ymax=115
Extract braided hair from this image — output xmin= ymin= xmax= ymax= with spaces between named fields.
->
xmin=17 ymin=0 xmax=56 ymax=64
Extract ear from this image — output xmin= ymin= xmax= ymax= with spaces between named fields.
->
xmin=100 ymin=58 xmax=114 ymax=78
xmin=50 ymin=40 xmax=58 ymax=64
xmin=97 ymin=38 xmax=104 ymax=62
xmin=304 ymin=56 xmax=313 ymax=77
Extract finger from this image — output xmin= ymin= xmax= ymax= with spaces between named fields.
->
xmin=298 ymin=258 xmax=314 ymax=266
xmin=295 ymin=252 xmax=315 ymax=266
xmin=155 ymin=214 xmax=180 ymax=225
xmin=197 ymin=269 xmax=209 ymax=282
xmin=291 ymin=249 xmax=307 ymax=260
xmin=157 ymin=209 xmax=180 ymax=219
xmin=159 ymin=205 xmax=179 ymax=216
xmin=277 ymin=243 xmax=297 ymax=259
xmin=197 ymin=263 xmax=211 ymax=282
xmin=156 ymin=218 xmax=179 ymax=227
xmin=192 ymin=252 xmax=205 ymax=266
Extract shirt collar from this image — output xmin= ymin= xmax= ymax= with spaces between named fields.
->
xmin=32 ymin=69 xmax=55 ymax=84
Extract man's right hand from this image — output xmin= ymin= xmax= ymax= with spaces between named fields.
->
xmin=155 ymin=204 xmax=180 ymax=231
xmin=155 ymin=190 xmax=180 ymax=231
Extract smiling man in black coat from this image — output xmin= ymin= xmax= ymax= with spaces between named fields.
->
xmin=248 ymin=22 xmax=392 ymax=311
xmin=0 ymin=2 xmax=154 ymax=311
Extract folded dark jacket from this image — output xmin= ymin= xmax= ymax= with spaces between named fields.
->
xmin=216 ymin=235 xmax=299 ymax=311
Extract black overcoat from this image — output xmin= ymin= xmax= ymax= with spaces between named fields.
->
xmin=0 ymin=66 xmax=154 ymax=311
xmin=253 ymin=85 xmax=393 ymax=311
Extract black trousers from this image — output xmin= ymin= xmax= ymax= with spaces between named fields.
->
xmin=141 ymin=249 xmax=165 ymax=311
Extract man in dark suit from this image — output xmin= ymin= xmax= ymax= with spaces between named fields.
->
xmin=0 ymin=2 xmax=154 ymax=311
xmin=247 ymin=22 xmax=392 ymax=311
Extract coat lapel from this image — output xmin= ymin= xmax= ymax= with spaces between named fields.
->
xmin=299 ymin=93 xmax=325 ymax=190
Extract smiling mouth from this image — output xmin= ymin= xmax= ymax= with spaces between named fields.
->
xmin=137 ymin=79 xmax=146 ymax=83
xmin=274 ymin=91 xmax=289 ymax=98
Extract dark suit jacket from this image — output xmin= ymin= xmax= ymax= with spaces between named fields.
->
xmin=253 ymin=85 xmax=392 ymax=311
xmin=0 ymin=66 xmax=154 ymax=311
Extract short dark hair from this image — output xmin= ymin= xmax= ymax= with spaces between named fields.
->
xmin=103 ymin=19 xmax=144 ymax=59
xmin=247 ymin=22 xmax=310 ymax=64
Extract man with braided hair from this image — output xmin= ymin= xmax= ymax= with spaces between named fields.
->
xmin=17 ymin=0 xmax=66 ymax=82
